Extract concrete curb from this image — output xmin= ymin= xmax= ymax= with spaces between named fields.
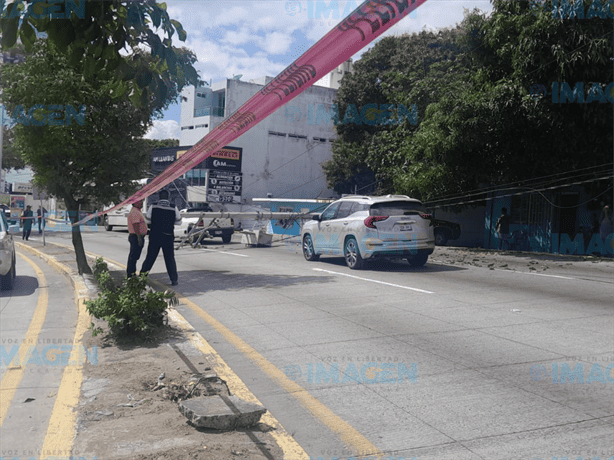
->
xmin=16 ymin=240 xmax=310 ymax=460
xmin=14 ymin=242 xmax=93 ymax=460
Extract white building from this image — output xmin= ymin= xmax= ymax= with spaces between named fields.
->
xmin=179 ymin=76 xmax=341 ymax=203
xmin=328 ymin=59 xmax=354 ymax=90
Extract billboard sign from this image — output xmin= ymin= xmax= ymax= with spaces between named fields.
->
xmin=206 ymin=170 xmax=242 ymax=204
xmin=14 ymin=182 xmax=33 ymax=194
xmin=204 ymin=146 xmax=242 ymax=172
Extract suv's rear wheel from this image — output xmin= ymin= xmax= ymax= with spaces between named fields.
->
xmin=407 ymin=254 xmax=428 ymax=267
xmin=344 ymin=237 xmax=364 ymax=270
xmin=303 ymin=234 xmax=319 ymax=261
xmin=221 ymin=235 xmax=232 ymax=244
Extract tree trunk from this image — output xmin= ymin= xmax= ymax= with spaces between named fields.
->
xmin=66 ymin=199 xmax=92 ymax=275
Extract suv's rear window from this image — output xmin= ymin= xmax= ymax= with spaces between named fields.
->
xmin=369 ymin=201 xmax=425 ymax=216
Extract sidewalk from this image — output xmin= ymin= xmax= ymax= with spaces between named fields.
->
xmin=15 ymin=239 xmax=307 ymax=460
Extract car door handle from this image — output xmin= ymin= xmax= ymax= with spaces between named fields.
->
xmin=343 ymin=222 xmax=349 ymax=225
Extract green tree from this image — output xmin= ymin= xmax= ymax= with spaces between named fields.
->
xmin=1 ymin=0 xmax=201 ymax=108
xmin=327 ymin=2 xmax=612 ymax=202
xmin=143 ymin=138 xmax=180 ymax=150
xmin=1 ymin=40 xmax=195 ymax=273
xmin=325 ymin=24 xmax=477 ymax=195
xmin=392 ymin=0 xmax=612 ymax=201
xmin=1 ymin=126 xmax=25 ymax=170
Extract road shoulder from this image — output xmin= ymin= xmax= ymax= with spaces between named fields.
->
xmin=16 ymin=240 xmax=307 ymax=460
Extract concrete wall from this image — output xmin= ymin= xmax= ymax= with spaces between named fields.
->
xmin=180 ymin=78 xmax=339 ymax=203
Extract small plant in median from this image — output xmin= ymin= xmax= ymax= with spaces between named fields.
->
xmin=86 ymin=258 xmax=177 ymax=336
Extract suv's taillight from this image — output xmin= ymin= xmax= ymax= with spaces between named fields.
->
xmin=364 ymin=216 xmax=388 ymax=228
xmin=420 ymin=213 xmax=432 ymax=219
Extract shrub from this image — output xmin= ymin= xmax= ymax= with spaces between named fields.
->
xmin=86 ymin=258 xmax=177 ymax=336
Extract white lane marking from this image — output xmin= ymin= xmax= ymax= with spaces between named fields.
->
xmin=492 ymin=268 xmax=576 ymax=280
xmin=200 ymin=248 xmax=249 ymax=257
xmin=313 ymin=268 xmax=434 ymax=294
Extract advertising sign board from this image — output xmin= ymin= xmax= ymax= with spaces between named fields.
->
xmin=206 ymin=170 xmax=242 ymax=204
xmin=204 ymin=146 xmax=242 ymax=172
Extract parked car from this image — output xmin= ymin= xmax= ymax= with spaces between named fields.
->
xmin=175 ymin=205 xmax=234 ymax=244
xmin=430 ymin=217 xmax=461 ymax=246
xmin=0 ymin=204 xmax=10 ymax=220
xmin=0 ymin=212 xmax=17 ymax=290
xmin=301 ymin=195 xmax=435 ymax=269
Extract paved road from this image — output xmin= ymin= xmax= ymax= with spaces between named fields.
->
xmin=44 ymin=229 xmax=614 ymax=460
xmin=0 ymin=247 xmax=78 ymax=459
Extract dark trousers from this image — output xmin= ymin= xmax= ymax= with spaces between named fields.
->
xmin=127 ymin=234 xmax=144 ymax=277
xmin=140 ymin=233 xmax=178 ymax=283
xmin=22 ymin=228 xmax=31 ymax=240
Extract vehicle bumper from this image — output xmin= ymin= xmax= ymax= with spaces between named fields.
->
xmin=206 ymin=228 xmax=234 ymax=238
xmin=360 ymin=236 xmax=434 ymax=259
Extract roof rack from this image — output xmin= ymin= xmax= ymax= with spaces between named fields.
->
xmin=340 ymin=194 xmax=371 ymax=200
xmin=384 ymin=194 xmax=412 ymax=199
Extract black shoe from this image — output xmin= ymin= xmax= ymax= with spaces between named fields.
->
xmin=171 ymin=280 xmax=178 ymax=286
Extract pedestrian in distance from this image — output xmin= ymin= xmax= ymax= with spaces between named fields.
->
xmin=21 ymin=205 xmax=34 ymax=240
xmin=37 ymin=206 xmax=47 ymax=234
xmin=126 ymin=199 xmax=148 ymax=277
xmin=599 ymin=205 xmax=613 ymax=257
xmin=140 ymin=190 xmax=182 ymax=286
xmin=495 ymin=207 xmax=510 ymax=250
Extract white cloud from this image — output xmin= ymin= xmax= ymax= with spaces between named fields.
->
xmin=145 ymin=120 xmax=180 ymax=140
xmin=159 ymin=0 xmax=494 ymax=122
xmin=261 ymin=31 xmax=294 ymax=55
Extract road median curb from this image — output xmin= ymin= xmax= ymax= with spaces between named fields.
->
xmin=16 ymin=240 xmax=309 ymax=460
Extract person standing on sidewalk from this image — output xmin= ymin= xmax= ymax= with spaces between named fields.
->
xmin=140 ymin=190 xmax=182 ymax=286
xmin=37 ymin=206 xmax=47 ymax=234
xmin=126 ymin=200 xmax=148 ymax=277
xmin=599 ymin=205 xmax=613 ymax=256
xmin=21 ymin=205 xmax=34 ymax=240
xmin=495 ymin=207 xmax=510 ymax=250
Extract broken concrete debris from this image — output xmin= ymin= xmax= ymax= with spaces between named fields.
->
xmin=179 ymin=395 xmax=266 ymax=430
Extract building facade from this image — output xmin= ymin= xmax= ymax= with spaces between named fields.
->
xmin=179 ymin=77 xmax=340 ymax=203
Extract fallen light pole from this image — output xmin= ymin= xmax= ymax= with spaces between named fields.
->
xmin=176 ymin=210 xmax=312 ymax=249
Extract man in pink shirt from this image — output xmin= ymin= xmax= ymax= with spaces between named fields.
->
xmin=127 ymin=200 xmax=148 ymax=277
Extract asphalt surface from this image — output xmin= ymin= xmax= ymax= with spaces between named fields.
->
xmin=8 ymin=229 xmax=614 ymax=460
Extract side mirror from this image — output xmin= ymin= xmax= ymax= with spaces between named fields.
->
xmin=8 ymin=224 xmax=20 ymax=234
xmin=311 ymin=214 xmax=322 ymax=222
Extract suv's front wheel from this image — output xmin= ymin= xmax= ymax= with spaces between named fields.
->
xmin=344 ymin=237 xmax=364 ymax=270
xmin=302 ymin=234 xmax=319 ymax=261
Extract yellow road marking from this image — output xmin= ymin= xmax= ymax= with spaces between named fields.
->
xmin=99 ymin=255 xmax=311 ymax=460
xmin=165 ymin=290 xmax=384 ymax=459
xmin=0 ymin=252 xmax=49 ymax=426
xmin=44 ymin=244 xmax=384 ymax=459
xmin=15 ymin=242 xmax=90 ymax=460
xmin=37 ymin=272 xmax=89 ymax=460
xmin=168 ymin=309 xmax=309 ymax=460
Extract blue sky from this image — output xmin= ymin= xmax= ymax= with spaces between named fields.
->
xmin=145 ymin=0 xmax=494 ymax=140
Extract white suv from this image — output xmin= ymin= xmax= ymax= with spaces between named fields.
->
xmin=301 ymin=195 xmax=435 ymax=269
